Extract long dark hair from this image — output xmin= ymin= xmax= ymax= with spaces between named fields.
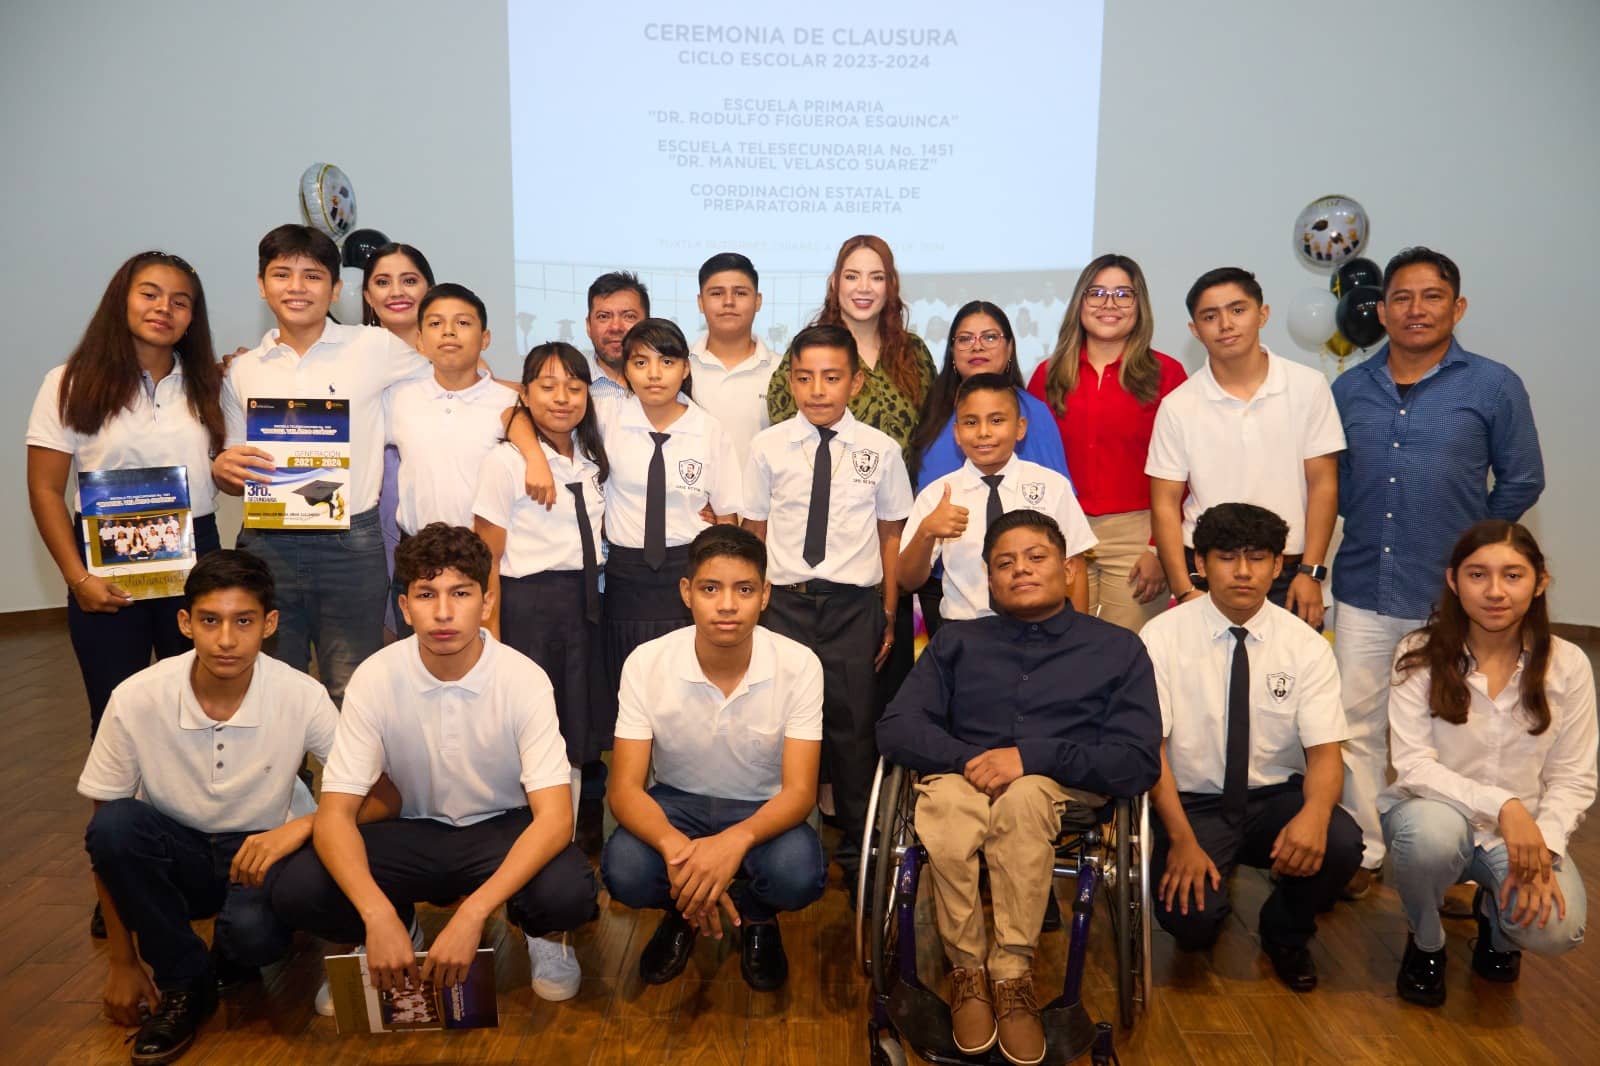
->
xmin=814 ymin=235 xmax=924 ymax=407
xmin=360 ymin=243 xmax=435 ymax=327
xmin=907 ymin=300 xmax=1023 ymax=483
xmin=1396 ymin=520 xmax=1553 ymax=734
xmin=1042 ymin=253 xmax=1161 ymax=413
xmin=58 ymin=251 xmax=223 ymax=453
xmin=506 ymin=342 xmax=609 ymax=483
xmin=621 ymin=317 xmax=694 ymax=400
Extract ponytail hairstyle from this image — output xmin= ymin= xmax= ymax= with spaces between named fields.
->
xmin=506 ymin=341 xmax=610 ymax=483
xmin=814 ymin=234 xmax=925 ymax=407
xmin=1042 ymin=253 xmax=1160 ymax=414
xmin=58 ymin=251 xmax=224 ymax=453
xmin=1396 ymin=520 xmax=1553 ymax=734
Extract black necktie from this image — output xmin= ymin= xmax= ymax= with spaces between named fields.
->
xmin=802 ymin=426 xmax=837 ymax=569
xmin=980 ymin=473 xmax=1005 ymax=530
xmin=567 ymin=481 xmax=601 ymax=624
xmin=1223 ymin=626 xmax=1251 ymax=824
xmin=644 ymin=431 xmax=670 ymax=571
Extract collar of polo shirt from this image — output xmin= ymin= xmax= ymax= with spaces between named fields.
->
xmin=676 ymin=626 xmax=778 ymax=697
xmin=258 ymin=321 xmax=356 ymax=361
xmin=406 ymin=628 xmax=495 ymax=694
xmin=1197 ymin=345 xmax=1289 ymax=403
xmin=177 ymin=659 xmax=264 ymax=730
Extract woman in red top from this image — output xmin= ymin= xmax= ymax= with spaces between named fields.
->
xmin=1027 ymin=253 xmax=1187 ymax=631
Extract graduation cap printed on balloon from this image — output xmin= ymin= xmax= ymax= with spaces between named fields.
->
xmin=299 ymin=163 xmax=357 ymax=241
xmin=1294 ymin=195 xmax=1370 ymax=268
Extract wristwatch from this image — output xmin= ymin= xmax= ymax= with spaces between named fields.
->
xmin=1297 ymin=563 xmax=1329 ymax=581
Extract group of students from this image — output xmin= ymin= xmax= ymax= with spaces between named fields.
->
xmin=21 ymin=223 xmax=1591 ymax=1066
xmin=98 ymin=515 xmax=184 ymax=563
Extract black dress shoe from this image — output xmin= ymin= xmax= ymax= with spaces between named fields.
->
xmin=639 ymin=911 xmax=696 ymax=985
xmin=90 ymin=901 xmax=107 ymax=940
xmin=1471 ymin=888 xmax=1522 ymax=983
xmin=740 ymin=920 xmax=789 ymax=991
xmin=1041 ymin=892 xmax=1062 ymax=933
xmin=131 ymin=983 xmax=217 ymax=1065
xmin=1262 ymin=941 xmax=1318 ymax=992
xmin=1396 ymin=936 xmax=1447 ymax=1007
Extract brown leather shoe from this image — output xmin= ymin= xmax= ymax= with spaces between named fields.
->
xmin=947 ymin=966 xmax=996 ymax=1055
xmin=993 ymin=974 xmax=1046 ymax=1065
xmin=1340 ymin=866 xmax=1378 ymax=901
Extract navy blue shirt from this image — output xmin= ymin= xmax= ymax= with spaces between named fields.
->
xmin=876 ymin=606 xmax=1162 ymax=798
xmin=1331 ymin=340 xmax=1544 ymax=620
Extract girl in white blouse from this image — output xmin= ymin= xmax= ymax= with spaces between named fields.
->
xmin=25 ymin=251 xmax=224 ymax=736
xmin=1381 ymin=520 xmax=1594 ymax=1007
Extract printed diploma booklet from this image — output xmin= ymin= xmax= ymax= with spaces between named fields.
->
xmin=241 ymin=396 xmax=352 ymax=530
xmin=324 ymin=948 xmax=500 ymax=1033
xmin=78 ymin=466 xmax=194 ymax=600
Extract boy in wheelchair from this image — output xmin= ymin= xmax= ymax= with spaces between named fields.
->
xmin=877 ymin=510 xmax=1162 ymax=1065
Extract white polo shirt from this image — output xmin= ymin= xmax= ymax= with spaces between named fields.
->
xmin=385 ymin=370 xmax=518 ymax=534
xmin=321 ymin=631 xmax=572 ymax=826
xmin=473 ymin=440 xmax=606 ymax=578
xmin=76 ymin=652 xmax=338 ymax=833
xmin=1141 ymin=596 xmax=1348 ymax=794
xmin=903 ymin=456 xmax=1098 ymax=622
xmin=221 ymin=322 xmax=430 ymax=515
xmin=688 ymin=334 xmax=780 ymax=468
xmin=744 ymin=411 xmax=913 ymax=587
xmin=28 ymin=362 xmax=220 ymax=517
xmin=615 ymin=625 xmax=823 ymax=803
xmin=1144 ymin=348 xmax=1345 ymax=554
xmin=599 ymin=395 xmax=743 ymax=549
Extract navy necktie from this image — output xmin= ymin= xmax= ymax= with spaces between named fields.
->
xmin=643 ymin=431 xmax=670 ymax=571
xmin=980 ymin=473 xmax=1005 ymax=530
xmin=802 ymin=426 xmax=837 ymax=568
xmin=1223 ymin=626 xmax=1251 ymax=823
xmin=567 ymin=481 xmax=601 ymax=624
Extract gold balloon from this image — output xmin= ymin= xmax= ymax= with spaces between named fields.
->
xmin=1326 ymin=332 xmax=1355 ymax=358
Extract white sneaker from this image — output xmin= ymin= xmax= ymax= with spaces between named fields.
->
xmin=528 ymin=933 xmax=581 ymax=1001
xmin=315 ymin=916 xmax=425 ymax=1016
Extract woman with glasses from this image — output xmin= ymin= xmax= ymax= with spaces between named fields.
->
xmin=1028 ymin=255 xmax=1187 ymax=632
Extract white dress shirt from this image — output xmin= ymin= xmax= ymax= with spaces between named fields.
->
xmin=221 ymin=322 xmax=430 ymax=515
xmin=28 ymin=362 xmax=220 ymax=517
xmin=321 ymin=631 xmax=573 ymax=826
xmin=1141 ymin=596 xmax=1348 ymax=794
xmin=688 ymin=334 xmax=780 ymax=469
xmin=77 ymin=652 xmax=338 ymax=833
xmin=902 ymin=455 xmax=1098 ymax=621
xmin=385 ymin=370 xmax=518 ymax=533
xmin=1379 ymin=634 xmax=1597 ymax=857
xmin=599 ymin=395 xmax=743 ymax=548
xmin=1145 ymin=348 xmax=1345 ymax=554
xmin=473 ymin=440 xmax=605 ymax=578
xmin=743 ymin=410 xmax=913 ymax=587
xmin=614 ymin=626 xmax=824 ymax=803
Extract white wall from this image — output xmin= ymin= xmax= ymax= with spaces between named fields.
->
xmin=4 ymin=1 xmax=1597 ymax=619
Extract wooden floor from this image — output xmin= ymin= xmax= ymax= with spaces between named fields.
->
xmin=2 ymin=615 xmax=1597 ymax=1064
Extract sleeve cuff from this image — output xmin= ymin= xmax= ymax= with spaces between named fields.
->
xmin=1015 ymin=738 xmax=1056 ymax=779
xmin=319 ymin=777 xmax=380 ymax=797
xmin=1535 ymin=816 xmax=1571 ymax=859
xmin=1474 ymin=785 xmax=1518 ymax=824
xmin=612 ymin=723 xmax=654 ymax=742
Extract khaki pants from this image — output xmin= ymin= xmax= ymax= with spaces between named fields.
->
xmin=914 ymin=773 xmax=1103 ymax=979
xmin=1084 ymin=510 xmax=1164 ymax=633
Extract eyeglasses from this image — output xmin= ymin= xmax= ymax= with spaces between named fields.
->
xmin=1083 ymin=286 xmax=1137 ymax=308
xmin=952 ymin=330 xmax=1006 ymax=351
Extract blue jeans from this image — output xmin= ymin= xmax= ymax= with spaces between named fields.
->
xmin=85 ymin=799 xmax=293 ymax=990
xmin=601 ymin=784 xmax=826 ymax=922
xmin=1383 ymin=797 xmax=1588 ymax=955
xmin=235 ymin=507 xmax=387 ymax=706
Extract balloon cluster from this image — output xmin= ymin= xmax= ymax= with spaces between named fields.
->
xmin=1286 ymin=195 xmax=1385 ymax=371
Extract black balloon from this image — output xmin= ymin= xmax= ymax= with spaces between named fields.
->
xmin=341 ymin=228 xmax=391 ymax=270
xmin=1330 ymin=256 xmax=1383 ymax=297
xmin=1335 ymin=285 xmax=1386 ymax=349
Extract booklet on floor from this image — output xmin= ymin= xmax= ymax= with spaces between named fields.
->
xmin=324 ymin=947 xmax=499 ymax=1033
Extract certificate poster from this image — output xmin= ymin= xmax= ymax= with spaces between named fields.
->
xmin=78 ymin=466 xmax=194 ymax=600
xmin=242 ymin=397 xmax=351 ymax=530
xmin=324 ymin=949 xmax=499 ymax=1034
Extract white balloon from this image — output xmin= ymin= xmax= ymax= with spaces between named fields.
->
xmin=1286 ymin=288 xmax=1339 ymax=350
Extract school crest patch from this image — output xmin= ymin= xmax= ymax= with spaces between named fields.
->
xmin=1021 ymin=482 xmax=1045 ymax=506
xmin=677 ymin=458 xmax=703 ymax=486
xmin=1266 ymin=672 xmax=1294 ymax=703
xmin=852 ymin=448 xmax=880 ymax=479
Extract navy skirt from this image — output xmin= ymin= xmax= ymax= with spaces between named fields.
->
xmin=500 ymin=569 xmax=610 ymax=765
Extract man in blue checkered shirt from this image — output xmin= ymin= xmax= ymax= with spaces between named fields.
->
xmin=1330 ymin=247 xmax=1544 ymax=899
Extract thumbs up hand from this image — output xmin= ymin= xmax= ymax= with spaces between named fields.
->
xmin=921 ymin=483 xmax=970 ymax=540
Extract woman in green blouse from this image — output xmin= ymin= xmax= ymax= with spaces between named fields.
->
xmin=766 ymin=234 xmax=936 ymax=462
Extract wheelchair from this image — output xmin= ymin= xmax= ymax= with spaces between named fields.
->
xmin=855 ymin=759 xmax=1151 ymax=1065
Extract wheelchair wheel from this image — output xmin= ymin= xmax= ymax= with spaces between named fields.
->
xmin=858 ymin=763 xmax=913 ymax=994
xmin=1105 ymin=796 xmax=1149 ymax=1028
xmin=1136 ymin=795 xmax=1152 ymax=1011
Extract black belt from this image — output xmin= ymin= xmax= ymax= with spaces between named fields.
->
xmin=776 ymin=577 xmax=873 ymax=597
